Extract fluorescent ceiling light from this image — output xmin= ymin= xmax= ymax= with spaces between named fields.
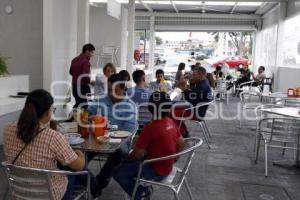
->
xmin=237 ymin=2 xmax=262 ymax=6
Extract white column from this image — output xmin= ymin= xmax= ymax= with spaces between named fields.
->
xmin=149 ymin=15 xmax=155 ymax=72
xmin=77 ymin=0 xmax=90 ymax=54
xmin=274 ymin=2 xmax=287 ymax=91
xmin=121 ymin=6 xmax=128 ymax=70
xmin=126 ymin=0 xmax=135 ymax=74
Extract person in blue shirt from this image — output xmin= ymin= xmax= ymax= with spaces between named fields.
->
xmin=127 ymin=70 xmax=152 ymax=105
xmin=127 ymin=70 xmax=153 ymax=128
xmin=87 ymin=74 xmax=137 ymax=132
xmin=183 ymin=66 xmax=213 ymax=118
xmin=86 ymin=73 xmax=137 ymax=197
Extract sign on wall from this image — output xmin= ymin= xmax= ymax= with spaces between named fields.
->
xmin=107 ymin=0 xmax=121 ymax=20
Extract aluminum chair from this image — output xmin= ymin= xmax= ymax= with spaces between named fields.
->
xmin=253 ymin=104 xmax=283 ymax=154
xmin=239 ymin=91 xmax=262 ymax=128
xmin=214 ymin=80 xmax=230 ymax=104
xmin=131 ymin=137 xmax=203 ymax=200
xmin=1 ymin=161 xmax=91 ymax=200
xmin=254 ymin=118 xmax=300 ymax=177
xmin=235 ymin=80 xmax=262 ymax=94
xmin=284 ymin=99 xmax=300 ymax=108
xmin=178 ymin=101 xmax=214 ymax=149
xmin=137 ymin=103 xmax=153 ymax=133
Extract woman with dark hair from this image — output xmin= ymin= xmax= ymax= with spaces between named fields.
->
xmin=3 ymin=89 xmax=87 ymax=200
xmin=175 ymin=62 xmax=186 ymax=87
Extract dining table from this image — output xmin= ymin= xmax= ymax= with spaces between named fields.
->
xmin=58 ymin=122 xmax=131 ymax=155
xmin=261 ymin=107 xmax=300 ymax=167
xmin=261 ymin=92 xmax=300 ymax=103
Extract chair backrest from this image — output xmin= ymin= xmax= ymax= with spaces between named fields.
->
xmin=1 ymin=162 xmax=88 ymax=200
xmin=284 ymin=99 xmax=300 ymax=108
xmin=137 ymin=103 xmax=152 ymax=127
xmin=102 ymin=46 xmax=114 ymax=54
xmin=259 ymin=118 xmax=300 ymax=141
xmin=240 ymin=91 xmax=261 ymax=104
xmin=215 ymin=80 xmax=227 ymax=91
xmin=143 ymin=137 xmax=203 ymax=186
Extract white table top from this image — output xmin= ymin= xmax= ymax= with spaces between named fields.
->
xmin=261 ymin=92 xmax=300 ymax=100
xmin=262 ymin=107 xmax=300 ymax=119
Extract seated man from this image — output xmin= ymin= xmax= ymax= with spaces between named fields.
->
xmin=113 ymin=91 xmax=185 ymax=200
xmin=252 ymin=66 xmax=266 ymax=86
xmin=127 ymin=70 xmax=153 ymax=127
xmin=87 ymin=74 xmax=137 ymax=195
xmin=149 ymin=69 xmax=172 ymax=94
xmin=183 ymin=66 xmax=213 ymax=119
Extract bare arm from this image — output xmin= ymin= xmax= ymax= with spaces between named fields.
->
xmin=67 ymin=150 xmax=85 ymax=171
xmin=125 ymin=147 xmax=146 ymax=161
xmin=176 ymin=136 xmax=185 ymax=153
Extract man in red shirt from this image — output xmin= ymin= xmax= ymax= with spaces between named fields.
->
xmin=69 ymin=43 xmax=95 ymax=109
xmin=113 ymin=91 xmax=185 ymax=200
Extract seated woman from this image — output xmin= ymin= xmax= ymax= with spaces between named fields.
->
xmin=113 ymin=91 xmax=185 ymax=200
xmin=94 ymin=63 xmax=116 ymax=96
xmin=3 ymin=89 xmax=95 ymax=200
xmin=252 ymin=66 xmax=266 ymax=86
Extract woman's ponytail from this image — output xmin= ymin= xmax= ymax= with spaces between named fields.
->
xmin=17 ymin=89 xmax=53 ymax=144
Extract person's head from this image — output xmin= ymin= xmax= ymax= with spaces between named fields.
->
xmin=178 ymin=63 xmax=185 ymax=71
xmin=190 ymin=65 xmax=196 ymax=71
xmin=17 ymin=89 xmax=54 ymax=144
xmin=192 ymin=66 xmax=207 ymax=82
xmin=243 ymin=65 xmax=249 ymax=70
xmin=258 ymin=66 xmax=265 ymax=74
xmin=119 ymin=70 xmax=131 ymax=82
xmin=103 ymin=63 xmax=116 ymax=78
xmin=155 ymin=69 xmax=165 ymax=82
xmin=148 ymin=91 xmax=172 ymax=120
xmin=107 ymin=74 xmax=126 ymax=103
xmin=216 ymin=65 xmax=222 ymax=72
xmin=132 ymin=70 xmax=146 ymax=85
xmin=82 ymin=43 xmax=95 ymax=58
xmin=195 ymin=62 xmax=201 ymax=67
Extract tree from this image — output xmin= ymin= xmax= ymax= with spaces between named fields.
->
xmin=155 ymin=36 xmax=163 ymax=45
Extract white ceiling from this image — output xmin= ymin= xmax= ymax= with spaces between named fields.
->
xmin=90 ymin=0 xmax=280 ymax=15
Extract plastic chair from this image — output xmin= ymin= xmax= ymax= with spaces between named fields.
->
xmin=131 ymin=137 xmax=203 ymax=200
xmin=1 ymin=161 xmax=91 ymax=200
xmin=178 ymin=101 xmax=214 ymax=149
xmin=254 ymin=118 xmax=300 ymax=177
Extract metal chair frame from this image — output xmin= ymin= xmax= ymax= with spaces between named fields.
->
xmin=178 ymin=101 xmax=214 ymax=149
xmin=131 ymin=137 xmax=203 ymax=200
xmin=254 ymin=118 xmax=300 ymax=177
xmin=1 ymin=161 xmax=91 ymax=200
xmin=214 ymin=80 xmax=231 ymax=104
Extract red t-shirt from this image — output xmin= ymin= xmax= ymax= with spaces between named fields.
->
xmin=136 ymin=116 xmax=181 ymax=176
xmin=69 ymin=53 xmax=91 ymax=85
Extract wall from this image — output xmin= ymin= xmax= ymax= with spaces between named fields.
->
xmin=0 ymin=0 xmax=43 ymax=90
xmin=89 ymin=5 xmax=128 ymax=70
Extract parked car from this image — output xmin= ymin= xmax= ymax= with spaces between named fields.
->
xmin=212 ymin=56 xmax=251 ymax=68
xmin=140 ymin=53 xmax=166 ymax=66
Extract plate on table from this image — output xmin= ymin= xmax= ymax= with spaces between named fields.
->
xmin=109 ymin=131 xmax=131 ymax=138
xmin=64 ymin=133 xmax=84 ymax=145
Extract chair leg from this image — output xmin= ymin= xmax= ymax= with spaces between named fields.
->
xmin=184 ymin=179 xmax=194 ymax=200
xmin=254 ymin=134 xmax=261 ymax=163
xmin=203 ymin=121 xmax=212 ymax=138
xmin=199 ymin=122 xmax=210 ymax=149
xmin=172 ymin=189 xmax=180 ymax=200
xmin=282 ymin=142 xmax=286 ymax=156
xmin=264 ymin=140 xmax=268 ymax=177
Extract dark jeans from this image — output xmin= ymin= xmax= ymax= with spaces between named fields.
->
xmin=113 ymin=161 xmax=166 ymax=200
xmin=72 ymin=84 xmax=91 ymax=109
xmin=87 ymin=149 xmax=123 ymax=192
xmin=58 ymin=164 xmax=98 ymax=200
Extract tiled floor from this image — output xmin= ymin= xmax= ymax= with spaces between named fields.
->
xmin=1 ymin=97 xmax=300 ymax=200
